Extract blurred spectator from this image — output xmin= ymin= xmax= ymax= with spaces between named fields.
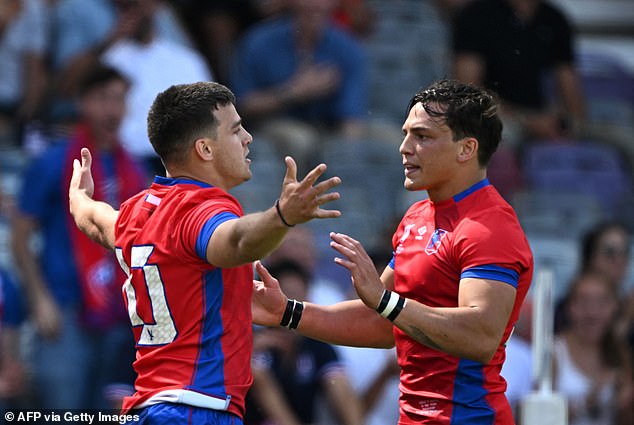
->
xmin=0 ymin=186 xmax=27 ymax=408
xmin=177 ymin=0 xmax=262 ymax=85
xmin=178 ymin=0 xmax=361 ymax=86
xmin=48 ymin=0 xmax=192 ymax=123
xmin=0 ymin=264 xmax=28 ymax=408
xmin=98 ymin=0 xmax=213 ymax=176
xmin=451 ymin=0 xmax=586 ymax=146
xmin=264 ymin=226 xmax=349 ymax=305
xmin=579 ymin=220 xmax=634 ymax=385
xmin=332 ymin=0 xmax=375 ymax=38
xmin=556 ymin=220 xmax=633 ymax=344
xmin=580 ymin=220 xmax=632 ymax=295
xmin=553 ymin=271 xmax=633 ymax=425
xmin=247 ymin=259 xmax=363 ymax=425
xmin=230 ymin=0 xmax=368 ymax=170
xmin=334 ymin=345 xmax=399 ymax=425
xmin=10 ymin=65 xmax=147 ymax=409
xmin=0 ymin=0 xmax=49 ymax=147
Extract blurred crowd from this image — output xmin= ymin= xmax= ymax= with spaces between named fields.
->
xmin=0 ymin=0 xmax=633 ymax=424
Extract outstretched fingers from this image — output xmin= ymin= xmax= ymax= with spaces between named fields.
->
xmin=312 ymin=175 xmax=342 ymax=195
xmin=330 ymin=232 xmax=360 ymax=260
xmin=278 ymin=157 xmax=344 ymax=223
xmin=298 ymin=162 xmax=328 ymax=189
xmin=283 ymin=156 xmax=298 ymax=185
xmin=254 ymin=261 xmax=276 ymax=287
xmin=315 ymin=191 xmax=341 ymax=206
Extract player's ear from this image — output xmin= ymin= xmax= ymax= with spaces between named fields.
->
xmin=194 ymin=138 xmax=214 ymax=160
xmin=457 ymin=137 xmax=478 ymax=163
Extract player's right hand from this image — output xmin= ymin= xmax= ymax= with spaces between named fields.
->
xmin=252 ymin=261 xmax=288 ymax=327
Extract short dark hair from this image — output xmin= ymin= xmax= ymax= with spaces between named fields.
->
xmin=147 ymin=82 xmax=236 ymax=165
xmin=78 ymin=63 xmax=129 ymax=97
xmin=407 ymin=79 xmax=503 ymax=166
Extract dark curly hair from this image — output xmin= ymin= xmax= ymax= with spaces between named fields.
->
xmin=407 ymin=79 xmax=503 ymax=166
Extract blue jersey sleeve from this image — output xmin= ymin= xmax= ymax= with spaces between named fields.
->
xmin=195 ymin=212 xmax=240 ymax=259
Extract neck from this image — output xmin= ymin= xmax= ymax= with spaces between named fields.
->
xmin=427 ymin=169 xmax=487 ymax=203
xmin=165 ymin=166 xmax=227 ymax=191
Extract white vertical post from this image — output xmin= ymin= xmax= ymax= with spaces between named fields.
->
xmin=520 ymin=267 xmax=567 ymax=425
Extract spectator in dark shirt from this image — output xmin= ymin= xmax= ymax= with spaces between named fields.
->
xmin=452 ymin=0 xmax=586 ymax=145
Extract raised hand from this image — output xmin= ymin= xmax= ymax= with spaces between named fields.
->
xmin=68 ymin=147 xmax=118 ymax=250
xmin=69 ymin=147 xmax=95 ymax=201
xmin=330 ymin=232 xmax=385 ymax=309
xmin=276 ymin=156 xmax=342 ymax=226
xmin=252 ymin=261 xmax=289 ymax=327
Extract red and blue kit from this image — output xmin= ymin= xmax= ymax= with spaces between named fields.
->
xmin=390 ymin=179 xmax=533 ymax=424
xmin=115 ymin=176 xmax=253 ymax=419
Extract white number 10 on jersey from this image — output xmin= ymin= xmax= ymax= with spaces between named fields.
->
xmin=116 ymin=245 xmax=178 ymax=345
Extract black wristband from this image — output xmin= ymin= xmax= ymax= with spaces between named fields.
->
xmin=288 ymin=300 xmax=304 ymax=329
xmin=275 ymin=199 xmax=295 ymax=227
xmin=279 ymin=299 xmax=295 ymax=327
xmin=376 ymin=289 xmax=391 ymax=315
xmin=387 ymin=295 xmax=406 ymax=321
xmin=279 ymin=299 xmax=304 ymax=329
xmin=376 ymin=290 xmax=407 ymax=322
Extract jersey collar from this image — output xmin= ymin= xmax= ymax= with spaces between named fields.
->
xmin=452 ymin=178 xmax=490 ymax=202
xmin=153 ymin=176 xmax=214 ymax=188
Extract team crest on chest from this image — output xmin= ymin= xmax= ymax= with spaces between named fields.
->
xmin=425 ymin=228 xmax=448 ymax=255
xmin=396 ymin=223 xmax=431 ymax=254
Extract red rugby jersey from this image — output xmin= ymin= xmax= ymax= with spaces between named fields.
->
xmin=115 ymin=177 xmax=253 ymax=418
xmin=391 ymin=179 xmax=533 ymax=424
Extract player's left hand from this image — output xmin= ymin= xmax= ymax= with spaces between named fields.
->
xmin=330 ymin=232 xmax=385 ymax=309
xmin=252 ymin=261 xmax=288 ymax=327
xmin=276 ymin=156 xmax=342 ymax=225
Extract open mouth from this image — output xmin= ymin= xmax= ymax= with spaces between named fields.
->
xmin=404 ymin=164 xmax=419 ymax=176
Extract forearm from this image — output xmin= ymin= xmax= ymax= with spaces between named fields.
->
xmin=297 ymin=300 xmax=394 ymax=348
xmin=210 ymin=206 xmax=290 ymax=268
xmin=392 ymin=302 xmax=503 ymax=363
xmin=11 ymin=218 xmax=49 ymax=303
xmin=69 ymin=192 xmax=117 ymax=250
